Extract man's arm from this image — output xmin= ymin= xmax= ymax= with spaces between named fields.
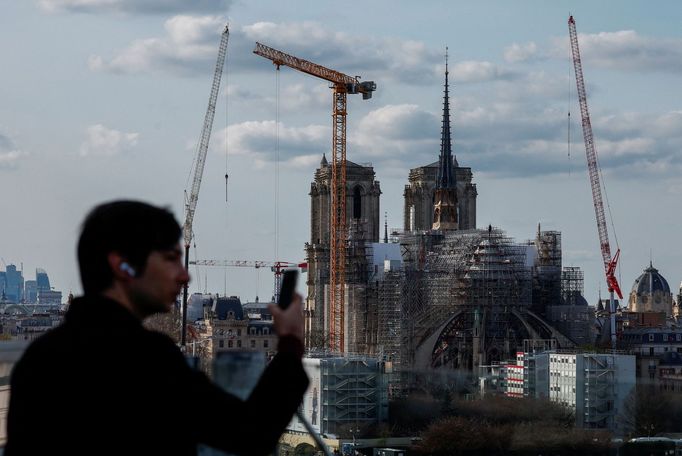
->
xmin=191 ymin=295 xmax=309 ymax=455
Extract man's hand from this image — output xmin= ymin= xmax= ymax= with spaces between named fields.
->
xmin=268 ymin=293 xmax=304 ymax=344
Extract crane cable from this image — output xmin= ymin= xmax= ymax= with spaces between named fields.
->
xmin=224 ymin=40 xmax=230 ymax=296
xmin=566 ymin=41 xmax=571 ymax=177
xmin=275 ymin=67 xmax=281 ymax=283
xmin=192 ymin=238 xmax=201 ymax=294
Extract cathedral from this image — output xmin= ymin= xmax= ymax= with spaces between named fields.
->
xmin=304 ymin=56 xmax=575 ymax=370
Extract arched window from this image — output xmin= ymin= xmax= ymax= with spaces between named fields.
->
xmin=353 ymin=186 xmax=362 ymax=219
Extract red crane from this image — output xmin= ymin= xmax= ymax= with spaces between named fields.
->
xmin=568 ymin=15 xmax=623 ymax=349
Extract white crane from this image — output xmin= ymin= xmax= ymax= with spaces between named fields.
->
xmin=181 ymin=25 xmax=229 ymax=348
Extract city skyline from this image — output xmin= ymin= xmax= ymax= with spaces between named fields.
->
xmin=1 ymin=1 xmax=681 ymax=302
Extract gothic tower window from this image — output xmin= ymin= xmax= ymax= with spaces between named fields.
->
xmin=353 ymin=186 xmax=362 ymax=219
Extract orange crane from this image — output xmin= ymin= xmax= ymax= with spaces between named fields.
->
xmin=253 ymin=42 xmax=376 ymax=353
xmin=568 ymin=16 xmax=623 ymax=349
xmin=181 ymin=25 xmax=229 ymax=348
xmin=189 ymin=259 xmax=307 ymax=303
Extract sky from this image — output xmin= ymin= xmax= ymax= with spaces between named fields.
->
xmin=1 ymin=0 xmax=681 ymax=304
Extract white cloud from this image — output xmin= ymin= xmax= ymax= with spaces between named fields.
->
xmin=245 ymin=21 xmax=517 ymax=85
xmin=79 ymin=124 xmax=139 ymax=156
xmin=551 ymin=30 xmax=682 ymax=73
xmin=90 ymin=17 xmax=514 ymax=84
xmin=447 ymin=61 xmax=515 ymax=83
xmin=216 ymin=121 xmax=329 ymax=163
xmin=225 ymin=83 xmax=329 ymax=112
xmin=342 ymin=97 xmax=682 ymax=180
xmin=39 ymin=0 xmax=231 ymax=14
xmin=349 ymin=104 xmax=440 ymax=175
xmin=89 ymin=15 xmax=225 ymax=74
xmin=499 ymin=71 xmax=568 ymax=101
xmin=0 ymin=150 xmax=26 ymax=170
xmin=504 ymin=42 xmax=539 ymax=63
xmin=0 ymin=133 xmax=25 ymax=170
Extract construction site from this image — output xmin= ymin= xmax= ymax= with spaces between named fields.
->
xmin=301 ymin=50 xmax=587 ymax=388
xmin=180 ymin=16 xmax=618 ymax=396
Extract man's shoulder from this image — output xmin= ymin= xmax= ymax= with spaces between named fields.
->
xmin=11 ymin=326 xmax=71 ymax=381
xmin=20 ymin=325 xmax=69 ymax=357
xmin=140 ymin=327 xmax=186 ymax=360
xmin=143 ymin=327 xmax=179 ymax=348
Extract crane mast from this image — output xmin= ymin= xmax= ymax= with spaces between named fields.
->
xmin=568 ymin=16 xmax=622 ymax=349
xmin=181 ymin=25 xmax=229 ymax=348
xmin=253 ymin=42 xmax=375 ymax=353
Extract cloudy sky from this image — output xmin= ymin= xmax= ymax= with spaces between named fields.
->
xmin=1 ymin=0 xmax=681 ymax=303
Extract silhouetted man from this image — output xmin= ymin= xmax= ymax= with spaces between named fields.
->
xmin=6 ymin=200 xmax=308 ymax=455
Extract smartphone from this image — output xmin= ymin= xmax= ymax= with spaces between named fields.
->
xmin=278 ymin=269 xmax=298 ymax=310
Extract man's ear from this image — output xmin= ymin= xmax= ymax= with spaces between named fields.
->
xmin=107 ymin=252 xmax=133 ymax=281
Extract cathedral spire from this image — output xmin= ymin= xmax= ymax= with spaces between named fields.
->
xmin=436 ymin=46 xmax=455 ymax=190
xmin=432 ymin=47 xmax=459 ymax=231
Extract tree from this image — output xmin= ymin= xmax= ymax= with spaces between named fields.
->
xmin=619 ymin=385 xmax=682 ymax=437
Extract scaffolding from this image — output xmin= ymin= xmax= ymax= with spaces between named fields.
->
xmin=531 ymin=230 xmax=562 ymax=313
xmin=374 ymin=227 xmax=537 ymax=371
xmin=318 ymin=356 xmax=387 ymax=436
xmin=582 ymin=354 xmax=617 ymax=429
xmin=561 ymin=266 xmax=585 ymax=306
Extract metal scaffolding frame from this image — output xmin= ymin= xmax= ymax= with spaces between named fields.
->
xmin=561 ymin=266 xmax=585 ymax=306
xmin=583 ymin=354 xmax=616 ymax=429
xmin=318 ymin=356 xmax=387 ymax=436
xmin=373 ymin=227 xmax=539 ymax=371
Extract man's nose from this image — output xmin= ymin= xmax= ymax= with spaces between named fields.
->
xmin=179 ymin=267 xmax=191 ymax=285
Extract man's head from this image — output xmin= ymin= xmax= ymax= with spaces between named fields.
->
xmin=78 ymin=200 xmax=189 ymax=317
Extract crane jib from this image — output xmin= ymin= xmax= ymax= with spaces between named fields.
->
xmin=569 ymin=16 xmax=623 ymax=303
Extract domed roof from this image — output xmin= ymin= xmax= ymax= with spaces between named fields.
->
xmin=631 ymin=262 xmax=670 ymax=295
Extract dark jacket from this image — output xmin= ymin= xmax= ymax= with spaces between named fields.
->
xmin=5 ymin=296 xmax=309 ymax=455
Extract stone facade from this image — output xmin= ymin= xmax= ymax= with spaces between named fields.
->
xmin=305 ymin=157 xmax=381 ymax=351
xmin=205 ymin=317 xmax=277 ymax=358
xmin=309 ymin=156 xmax=381 ymax=245
xmin=403 ymin=161 xmax=477 ymax=231
xmin=202 ymin=296 xmax=278 ymax=359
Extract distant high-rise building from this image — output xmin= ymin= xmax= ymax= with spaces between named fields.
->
xmin=37 ymin=290 xmax=62 ymax=306
xmin=36 ymin=268 xmax=51 ymax=292
xmin=24 ymin=280 xmax=38 ymax=304
xmin=4 ymin=264 xmax=24 ymax=303
xmin=0 ymin=271 xmax=6 ymax=299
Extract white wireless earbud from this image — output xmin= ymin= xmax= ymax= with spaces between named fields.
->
xmin=120 ymin=262 xmax=137 ymax=278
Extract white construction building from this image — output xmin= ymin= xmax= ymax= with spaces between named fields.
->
xmin=549 ymin=352 xmax=635 ymax=434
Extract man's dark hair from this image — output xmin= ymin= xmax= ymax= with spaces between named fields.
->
xmin=77 ymin=200 xmax=182 ymax=295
